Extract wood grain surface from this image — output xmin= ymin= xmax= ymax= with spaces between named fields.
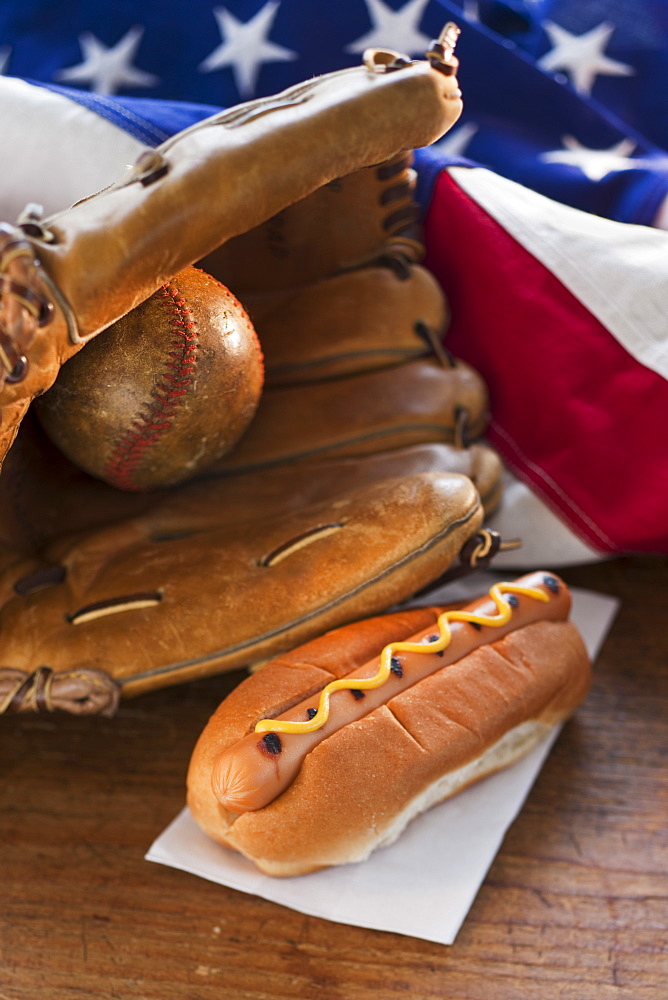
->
xmin=1 ymin=556 xmax=666 ymax=1000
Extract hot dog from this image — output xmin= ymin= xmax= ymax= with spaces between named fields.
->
xmin=187 ymin=572 xmax=590 ymax=875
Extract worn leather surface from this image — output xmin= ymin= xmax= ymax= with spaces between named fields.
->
xmin=0 ymin=417 xmax=501 ymax=560
xmin=209 ymin=357 xmax=488 ymax=475
xmin=243 ymin=264 xmax=449 ymax=386
xmin=0 ymin=446 xmax=484 ymax=705
xmin=0 ymin=53 xmax=463 ymax=470
xmin=0 ymin=416 xmax=501 ymax=711
xmin=200 ymin=150 xmax=426 ymax=294
xmin=0 ymin=43 xmax=504 ymax=715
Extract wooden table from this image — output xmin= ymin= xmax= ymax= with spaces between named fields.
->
xmin=1 ymin=556 xmax=666 ymax=999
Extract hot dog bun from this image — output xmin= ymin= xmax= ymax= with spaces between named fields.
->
xmin=187 ymin=574 xmax=590 ymax=875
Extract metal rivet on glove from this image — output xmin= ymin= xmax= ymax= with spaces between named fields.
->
xmin=363 ymin=48 xmax=413 ymax=73
xmin=4 ymin=354 xmax=29 ymax=383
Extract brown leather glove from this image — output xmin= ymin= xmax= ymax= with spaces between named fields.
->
xmin=0 ymin=31 xmax=465 ymax=466
xmin=0 ymin=26 xmax=507 ymax=717
xmin=0 ymin=429 xmax=500 ymax=715
xmin=203 ymin=151 xmax=487 ymax=477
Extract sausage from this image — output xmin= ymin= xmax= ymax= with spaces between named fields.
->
xmin=212 ymin=572 xmax=570 ymax=812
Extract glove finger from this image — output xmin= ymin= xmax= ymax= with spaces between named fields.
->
xmin=245 ymin=264 xmax=448 ymax=386
xmin=0 ymin=414 xmax=502 ymax=555
xmin=0 ymin=463 xmax=483 ymax=709
xmin=201 ymin=151 xmax=424 ymax=294
xmin=209 ymin=357 xmax=488 ymax=475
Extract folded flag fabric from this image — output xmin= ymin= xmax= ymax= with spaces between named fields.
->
xmin=419 ymin=158 xmax=668 ymax=559
xmin=0 ymin=1 xmax=666 ymax=563
xmin=2 ymin=0 xmax=668 ymax=226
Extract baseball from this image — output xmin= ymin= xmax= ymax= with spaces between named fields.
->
xmin=35 ymin=266 xmax=264 ymax=491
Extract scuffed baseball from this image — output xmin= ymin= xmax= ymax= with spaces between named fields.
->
xmin=35 ymin=266 xmax=264 ymax=491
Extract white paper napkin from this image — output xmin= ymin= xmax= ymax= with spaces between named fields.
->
xmin=146 ymin=577 xmax=619 ymax=945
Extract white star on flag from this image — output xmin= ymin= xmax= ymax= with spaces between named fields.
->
xmin=540 ymin=135 xmax=638 ymax=181
xmin=462 ymin=1 xmax=480 ymax=23
xmin=538 ymin=21 xmax=634 ymax=96
xmin=54 ymin=26 xmax=159 ymax=95
xmin=345 ymin=0 xmax=434 ymax=55
xmin=199 ymin=1 xmax=297 ymax=98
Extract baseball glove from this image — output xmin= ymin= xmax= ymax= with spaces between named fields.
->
xmin=0 ymin=26 xmax=507 ymax=717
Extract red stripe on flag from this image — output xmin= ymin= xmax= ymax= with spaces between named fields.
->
xmin=424 ymin=170 xmax=668 ymax=555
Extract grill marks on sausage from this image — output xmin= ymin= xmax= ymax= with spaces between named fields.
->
xmin=253 ymin=580 xmax=561 ymax=755
xmin=259 ymin=732 xmax=283 ymax=755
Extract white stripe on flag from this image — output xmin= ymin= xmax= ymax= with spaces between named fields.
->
xmin=450 ymin=166 xmax=668 ymax=382
xmin=0 ymin=77 xmax=147 ymax=224
xmin=486 ymin=467 xmax=604 ymax=569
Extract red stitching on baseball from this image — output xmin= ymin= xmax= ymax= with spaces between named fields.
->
xmin=103 ymin=282 xmax=198 ymax=490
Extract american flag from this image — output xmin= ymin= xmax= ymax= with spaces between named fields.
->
xmin=0 ymin=0 xmax=666 ymax=563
